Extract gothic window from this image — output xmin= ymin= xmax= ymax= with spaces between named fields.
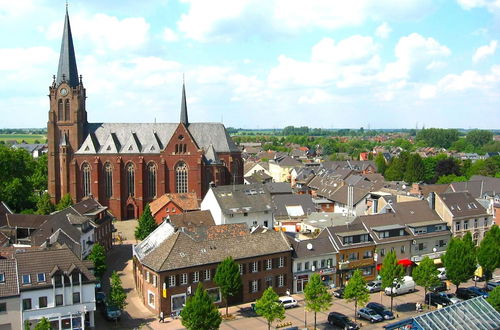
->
xmin=58 ymin=99 xmax=63 ymax=121
xmin=104 ymin=163 xmax=113 ymax=198
xmin=82 ymin=163 xmax=91 ymax=197
xmin=175 ymin=162 xmax=188 ymax=193
xmin=126 ymin=163 xmax=135 ymax=197
xmin=64 ymin=99 xmax=70 ymax=121
xmin=147 ymin=162 xmax=157 ymax=199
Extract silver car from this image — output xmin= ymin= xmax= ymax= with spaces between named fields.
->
xmin=357 ymin=307 xmax=383 ymax=323
xmin=366 ymin=280 xmax=382 ymax=293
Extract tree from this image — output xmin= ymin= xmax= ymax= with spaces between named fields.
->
xmin=404 ymin=153 xmax=425 ymax=183
xmin=435 ymin=158 xmax=461 ymax=178
xmin=412 ymin=256 xmax=440 ymax=307
xmin=255 ymin=287 xmax=285 ymax=330
xmin=487 ymin=286 xmax=500 ymax=312
xmin=442 ymin=233 xmax=477 ymax=291
xmin=34 ymin=317 xmax=51 ymax=330
xmin=379 ymin=250 xmax=404 ymax=312
xmin=466 ymin=129 xmax=493 ymax=148
xmin=375 ymin=153 xmax=387 ymax=175
xmin=134 ymin=204 xmax=157 ymax=240
xmin=477 ymin=225 xmax=500 ymax=284
xmin=436 ymin=174 xmax=467 ymax=184
xmin=344 ymin=269 xmax=369 ymax=321
xmin=214 ymin=256 xmax=242 ymax=316
xmin=56 ymin=193 xmax=73 ymax=211
xmin=181 ymin=283 xmax=222 ymax=330
xmin=88 ymin=243 xmax=107 ymax=279
xmin=36 ymin=192 xmax=55 ymax=215
xmin=30 ymin=153 xmax=48 ymax=193
xmin=304 ymin=273 xmax=332 ymax=329
xmin=109 ymin=271 xmax=127 ymax=310
xmin=416 ymin=128 xmax=459 ymax=148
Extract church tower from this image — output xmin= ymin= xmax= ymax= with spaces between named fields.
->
xmin=47 ymin=8 xmax=87 ymax=203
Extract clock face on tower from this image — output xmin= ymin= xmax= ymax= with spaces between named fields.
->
xmin=60 ymin=88 xmax=68 ymax=96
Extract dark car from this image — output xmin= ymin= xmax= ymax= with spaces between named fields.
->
xmin=429 ymin=281 xmax=447 ymax=293
xmin=467 ymin=286 xmax=489 ymax=298
xmin=101 ymin=301 xmax=122 ymax=321
xmin=95 ymin=292 xmax=106 ymax=305
xmin=328 ymin=312 xmax=359 ymax=330
xmin=333 ymin=288 xmax=344 ymax=298
xmin=456 ymin=288 xmax=481 ymax=300
xmin=366 ymin=302 xmax=395 ymax=320
xmin=425 ymin=292 xmax=452 ymax=307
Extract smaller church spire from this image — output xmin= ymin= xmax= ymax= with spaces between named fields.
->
xmin=56 ymin=5 xmax=79 ymax=87
xmin=180 ymin=78 xmax=189 ymax=126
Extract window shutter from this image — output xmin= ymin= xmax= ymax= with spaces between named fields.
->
xmin=258 ymin=261 xmax=261 ymax=272
xmin=242 ymin=264 xmax=246 ymax=274
xmin=283 ymin=256 xmax=287 ymax=267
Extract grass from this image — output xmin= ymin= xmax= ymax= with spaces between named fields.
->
xmin=0 ymin=134 xmax=47 ymax=144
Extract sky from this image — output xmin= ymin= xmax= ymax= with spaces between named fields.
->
xmin=0 ymin=0 xmax=499 ymax=129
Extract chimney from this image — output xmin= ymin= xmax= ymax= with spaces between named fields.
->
xmin=428 ymin=192 xmax=435 ymax=210
xmin=373 ymin=199 xmax=378 ymax=214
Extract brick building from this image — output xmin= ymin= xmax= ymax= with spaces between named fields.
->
xmin=132 ymin=222 xmax=292 ymax=316
xmin=47 ymin=9 xmax=243 ymax=220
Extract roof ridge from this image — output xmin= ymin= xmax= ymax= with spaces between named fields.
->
xmin=159 ymin=231 xmax=181 ymax=270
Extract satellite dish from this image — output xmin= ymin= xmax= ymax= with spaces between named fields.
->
xmin=402 ymin=184 xmax=407 ymax=190
xmin=307 ymin=243 xmax=313 ymax=250
xmin=333 ymin=183 xmax=337 ymax=187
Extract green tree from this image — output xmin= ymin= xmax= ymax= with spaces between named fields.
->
xmin=416 ymin=128 xmax=459 ymax=148
xmin=344 ymin=269 xmax=369 ymax=321
xmin=181 ymin=283 xmax=222 ymax=330
xmin=134 ymin=204 xmax=157 ymax=240
xmin=422 ymin=156 xmax=439 ymax=183
xmin=412 ymin=256 xmax=440 ymax=307
xmin=477 ymin=225 xmax=500 ymax=284
xmin=404 ymin=153 xmax=425 ymax=183
xmin=109 ymin=271 xmax=127 ymax=310
xmin=435 ymin=158 xmax=461 ymax=178
xmin=466 ymin=129 xmax=493 ymax=148
xmin=88 ymin=243 xmax=107 ymax=279
xmin=436 ymin=174 xmax=467 ymax=184
xmin=30 ymin=153 xmax=48 ymax=192
xmin=375 ymin=153 xmax=387 ymax=175
xmin=36 ymin=192 xmax=55 ymax=215
xmin=442 ymin=233 xmax=477 ymax=291
xmin=214 ymin=256 xmax=242 ymax=316
xmin=380 ymin=250 xmax=405 ymax=312
xmin=487 ymin=286 xmax=500 ymax=312
xmin=56 ymin=193 xmax=73 ymax=211
xmin=255 ymin=287 xmax=285 ymax=330
xmin=304 ymin=273 xmax=332 ymax=329
xmin=34 ymin=317 xmax=51 ymax=330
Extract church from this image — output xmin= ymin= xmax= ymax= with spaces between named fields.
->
xmin=47 ymin=10 xmax=243 ymax=220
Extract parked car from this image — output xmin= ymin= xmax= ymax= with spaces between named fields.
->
xmin=95 ymin=292 xmax=106 ymax=305
xmin=366 ymin=302 xmax=395 ymax=320
xmin=429 ymin=281 xmax=447 ymax=293
xmin=487 ymin=280 xmax=500 ymax=291
xmin=101 ymin=301 xmax=122 ymax=321
xmin=439 ymin=292 xmax=462 ymax=304
xmin=333 ymin=288 xmax=345 ymax=298
xmin=327 ymin=312 xmax=359 ymax=330
xmin=357 ymin=307 xmax=383 ymax=323
xmin=467 ymin=286 xmax=489 ymax=298
xmin=425 ymin=292 xmax=452 ymax=307
xmin=456 ymin=288 xmax=481 ymax=300
xmin=384 ymin=276 xmax=416 ymax=296
xmin=437 ymin=267 xmax=447 ymax=280
xmin=366 ymin=280 xmax=382 ymax=293
xmin=278 ymin=297 xmax=298 ymax=309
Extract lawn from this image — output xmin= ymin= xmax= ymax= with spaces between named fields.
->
xmin=0 ymin=134 xmax=47 ymax=144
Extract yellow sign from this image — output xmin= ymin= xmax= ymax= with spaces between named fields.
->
xmin=163 ymin=289 xmax=167 ymax=298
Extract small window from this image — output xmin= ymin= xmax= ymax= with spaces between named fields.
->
xmin=0 ymin=273 xmax=4 ymax=283
xmin=278 ymin=257 xmax=284 ymax=268
xmin=401 ymin=245 xmax=405 ymax=253
xmin=22 ymin=298 xmax=32 ymax=310
xmin=244 ymin=212 xmax=248 ymax=217
xmin=37 ymin=273 xmax=45 ymax=282
xmin=252 ymin=262 xmax=258 ymax=273
xmin=181 ymin=273 xmax=188 ymax=285
xmin=39 ymin=296 xmax=48 ymax=308
xmin=55 ymin=294 xmax=63 ymax=306
xmin=146 ymin=271 xmax=150 ymax=283
xmin=169 ymin=275 xmax=176 ymax=287
xmin=72 ymin=273 xmax=79 ymax=284
xmin=0 ymin=302 xmax=6 ymax=312
xmin=73 ymin=292 xmax=80 ymax=304
xmin=239 ymin=264 xmax=244 ymax=275
xmin=278 ymin=275 xmax=284 ymax=287
xmin=296 ymin=262 xmax=302 ymax=271
xmin=152 ymin=274 xmax=157 ymax=287
xmin=380 ymin=249 xmax=385 ymax=257
xmin=22 ymin=274 xmax=31 ymax=285
xmin=204 ymin=269 xmax=211 ymax=281
xmin=304 ymin=261 xmax=310 ymax=270
xmin=266 ymin=259 xmax=272 ymax=270
xmin=251 ymin=280 xmax=258 ymax=292
xmin=148 ymin=291 xmax=155 ymax=308
xmin=193 ymin=271 xmax=199 ymax=283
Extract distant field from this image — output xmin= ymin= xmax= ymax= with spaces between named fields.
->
xmin=0 ymin=134 xmax=47 ymax=144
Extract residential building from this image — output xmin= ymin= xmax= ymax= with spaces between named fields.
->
xmin=133 ymin=223 xmax=292 ymax=316
xmin=149 ymin=193 xmax=200 ymax=224
xmin=0 ymin=258 xmax=21 ymax=330
xmin=269 ymin=156 xmax=303 ymax=182
xmin=201 ymin=184 xmax=274 ymax=229
xmin=11 ymin=144 xmax=48 ymax=158
xmin=167 ymin=210 xmax=215 ymax=229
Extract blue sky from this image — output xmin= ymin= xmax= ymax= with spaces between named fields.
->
xmin=0 ymin=0 xmax=499 ymax=129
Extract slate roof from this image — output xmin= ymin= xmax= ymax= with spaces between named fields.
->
xmin=328 ymin=185 xmax=370 ymax=205
xmin=76 ymin=122 xmax=239 ymax=155
xmin=272 ymin=194 xmax=316 ymax=218
xmin=15 ymin=248 xmax=95 ymax=291
xmin=56 ymin=8 xmax=79 ymax=87
xmin=448 ymin=176 xmax=500 ymax=198
xmin=134 ymin=222 xmax=176 ymax=260
xmin=11 ymin=144 xmax=47 ymax=154
xmin=325 ymin=222 xmax=374 ymax=250
xmin=265 ymin=182 xmax=293 ymax=195
xmin=140 ymin=225 xmax=291 ymax=272
xmin=274 ymin=156 xmax=303 ymax=167
xmin=438 ymin=192 xmax=489 ymax=218
xmin=6 ymin=214 xmax=50 ymax=229
xmin=0 ymin=258 xmax=19 ymax=298
xmin=210 ymin=184 xmax=272 ymax=214
xmin=150 ymin=193 xmax=200 ymax=215
xmin=244 ymin=171 xmax=273 ymax=184
xmin=168 ymin=210 xmax=215 ymax=228
xmin=287 ymin=230 xmax=336 ymax=259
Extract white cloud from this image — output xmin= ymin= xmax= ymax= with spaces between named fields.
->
xmin=438 ymin=65 xmax=500 ymax=91
xmin=163 ymin=27 xmax=179 ymax=42
xmin=312 ymin=36 xmax=377 ymax=64
xmin=457 ymin=0 xmax=500 ymax=14
xmin=298 ymin=89 xmax=334 ymax=104
xmin=473 ymin=40 xmax=497 ymax=63
xmin=48 ymin=13 xmax=150 ymax=51
xmin=0 ymin=0 xmax=36 ymax=18
xmin=0 ymin=47 xmax=57 ymax=71
xmin=375 ymin=22 xmax=392 ymax=39
xmin=419 ymin=85 xmax=437 ymax=99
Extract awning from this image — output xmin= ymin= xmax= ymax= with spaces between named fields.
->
xmin=377 ymin=259 xmax=414 ymax=271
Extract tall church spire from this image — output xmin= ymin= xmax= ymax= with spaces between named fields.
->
xmin=180 ymin=79 xmax=189 ymax=126
xmin=56 ymin=6 xmax=79 ymax=87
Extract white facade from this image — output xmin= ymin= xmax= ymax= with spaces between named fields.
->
xmin=201 ymin=188 xmax=274 ymax=228
xmin=292 ymin=254 xmax=337 ymax=293
xmin=21 ymin=276 xmax=95 ymax=330
xmin=334 ymin=199 xmax=367 ymax=217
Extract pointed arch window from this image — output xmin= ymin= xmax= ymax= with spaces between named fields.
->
xmin=58 ymin=99 xmax=63 ymax=121
xmin=82 ymin=163 xmax=91 ymax=197
xmin=127 ymin=163 xmax=135 ymax=197
xmin=147 ymin=162 xmax=157 ymax=199
xmin=175 ymin=162 xmax=188 ymax=193
xmin=65 ymin=99 xmax=70 ymax=121
xmin=104 ymin=162 xmax=113 ymax=198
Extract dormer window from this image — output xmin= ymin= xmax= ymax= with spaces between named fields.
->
xmin=37 ymin=273 xmax=45 ymax=282
xmin=343 ymin=236 xmax=353 ymax=244
xmin=22 ymin=274 xmax=31 ymax=285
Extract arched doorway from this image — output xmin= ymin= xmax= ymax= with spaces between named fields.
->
xmin=126 ymin=204 xmax=135 ymax=220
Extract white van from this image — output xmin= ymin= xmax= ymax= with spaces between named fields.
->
xmin=278 ymin=297 xmax=298 ymax=309
xmin=384 ymin=276 xmax=416 ymax=296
